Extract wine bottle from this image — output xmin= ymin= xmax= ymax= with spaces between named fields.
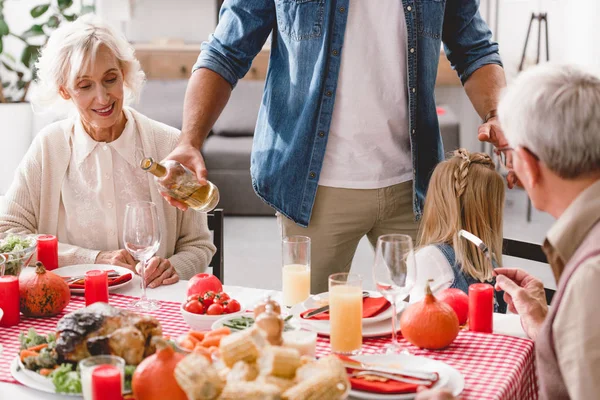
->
xmin=141 ymin=157 xmax=220 ymax=212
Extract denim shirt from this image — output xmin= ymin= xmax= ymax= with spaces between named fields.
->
xmin=435 ymin=243 xmax=507 ymax=313
xmin=194 ymin=0 xmax=502 ymax=227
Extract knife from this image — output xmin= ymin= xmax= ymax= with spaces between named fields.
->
xmin=303 ymin=291 xmax=370 ymax=318
xmin=458 ymin=229 xmax=499 ymax=268
xmin=338 ymin=354 xmax=439 ymax=382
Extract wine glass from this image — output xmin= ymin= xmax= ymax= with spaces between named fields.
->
xmin=372 ymin=234 xmax=416 ymax=354
xmin=123 ymin=201 xmax=161 ymax=311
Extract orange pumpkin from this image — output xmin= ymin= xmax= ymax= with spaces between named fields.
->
xmin=19 ymin=262 xmax=70 ymax=317
xmin=400 ymin=280 xmax=459 ymax=349
xmin=132 ymin=337 xmax=187 ymax=400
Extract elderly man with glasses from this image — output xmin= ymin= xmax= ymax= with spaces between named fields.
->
xmin=417 ymin=64 xmax=600 ymax=400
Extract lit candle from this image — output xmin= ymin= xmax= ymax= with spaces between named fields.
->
xmin=37 ymin=235 xmax=58 ymax=271
xmin=85 ymin=270 xmax=109 ymax=306
xmin=0 ymin=275 xmax=20 ymax=327
xmin=91 ymin=365 xmax=122 ymax=400
xmin=469 ymin=283 xmax=494 ymax=333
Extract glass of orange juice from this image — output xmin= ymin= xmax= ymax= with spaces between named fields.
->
xmin=282 ymin=236 xmax=311 ymax=307
xmin=329 ymin=272 xmax=363 ymax=355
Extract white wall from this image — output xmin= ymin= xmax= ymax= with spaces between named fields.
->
xmin=98 ymin=0 xmax=217 ymax=44
xmin=445 ymin=0 xmax=600 ymax=152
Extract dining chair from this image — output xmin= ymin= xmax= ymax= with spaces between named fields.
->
xmin=207 ymin=209 xmax=224 ymax=283
xmin=502 ymin=238 xmax=554 ymax=304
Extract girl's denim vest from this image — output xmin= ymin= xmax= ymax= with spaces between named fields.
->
xmin=435 ymin=243 xmax=507 ymax=314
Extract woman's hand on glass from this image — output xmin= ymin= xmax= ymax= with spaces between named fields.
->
xmin=138 ymin=256 xmax=179 ymax=288
xmin=95 ymin=249 xmax=137 ymax=272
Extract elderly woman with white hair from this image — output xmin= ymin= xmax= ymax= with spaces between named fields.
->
xmin=0 ymin=15 xmax=215 ymax=288
xmin=417 ymin=64 xmax=600 ymax=400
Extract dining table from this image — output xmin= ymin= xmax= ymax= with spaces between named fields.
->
xmin=0 ymin=274 xmax=538 ymax=400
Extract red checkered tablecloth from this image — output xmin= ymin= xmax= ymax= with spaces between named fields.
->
xmin=0 ymin=293 xmax=538 ymax=399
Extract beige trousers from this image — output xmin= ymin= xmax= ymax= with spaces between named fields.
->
xmin=278 ymin=180 xmax=419 ymax=294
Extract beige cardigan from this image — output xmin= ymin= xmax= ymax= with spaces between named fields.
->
xmin=0 ymin=108 xmax=215 ymax=279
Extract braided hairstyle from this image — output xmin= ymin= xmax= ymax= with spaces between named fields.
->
xmin=452 ymin=148 xmax=496 ymax=199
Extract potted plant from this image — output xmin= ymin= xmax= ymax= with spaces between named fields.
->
xmin=0 ymin=0 xmax=94 ymax=193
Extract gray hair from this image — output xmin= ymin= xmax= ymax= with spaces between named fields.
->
xmin=498 ymin=64 xmax=600 ymax=179
xmin=32 ymin=14 xmax=145 ymax=111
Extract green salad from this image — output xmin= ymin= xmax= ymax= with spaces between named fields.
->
xmin=17 ymin=328 xmax=137 ymax=394
xmin=223 ymin=315 xmax=295 ymax=332
xmin=0 ymin=234 xmax=35 ymax=276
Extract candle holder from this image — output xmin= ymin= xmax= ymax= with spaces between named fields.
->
xmin=0 ymin=274 xmax=20 ymax=327
xmin=85 ymin=270 xmax=109 ymax=306
xmin=79 ymin=355 xmax=125 ymax=400
xmin=469 ymin=283 xmax=494 ymax=333
xmin=37 ymin=235 xmax=58 ymax=271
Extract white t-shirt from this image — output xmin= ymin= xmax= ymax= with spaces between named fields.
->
xmin=319 ymin=0 xmax=412 ymax=189
xmin=409 ymin=245 xmax=455 ymax=303
xmin=58 ymin=108 xmax=151 ymax=258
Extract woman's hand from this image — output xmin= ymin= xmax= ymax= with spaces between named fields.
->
xmin=96 ymin=249 xmax=137 ymax=272
xmin=138 ymin=256 xmax=179 ymax=288
xmin=494 ymin=268 xmax=548 ymax=340
xmin=415 ymin=386 xmax=456 ymax=400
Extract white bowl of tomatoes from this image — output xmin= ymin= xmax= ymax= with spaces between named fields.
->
xmin=181 ymin=290 xmax=243 ymax=331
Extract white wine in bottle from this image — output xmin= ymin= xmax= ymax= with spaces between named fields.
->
xmin=141 ymin=157 xmax=220 ymax=212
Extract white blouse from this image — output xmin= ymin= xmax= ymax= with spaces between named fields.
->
xmin=409 ymin=245 xmax=455 ymax=303
xmin=57 ymin=108 xmax=151 ymax=261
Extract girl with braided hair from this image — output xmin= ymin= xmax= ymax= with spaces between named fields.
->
xmin=409 ymin=148 xmax=506 ymax=312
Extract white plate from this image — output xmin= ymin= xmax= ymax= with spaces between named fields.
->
xmin=290 ymin=302 xmax=407 ymax=338
xmin=348 ymin=354 xmax=464 ymax=400
xmin=297 ymin=291 xmax=401 ymax=325
xmin=52 ymin=264 xmax=134 ymax=294
xmin=10 ymin=357 xmax=81 ymax=397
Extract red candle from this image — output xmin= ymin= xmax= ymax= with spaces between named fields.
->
xmin=37 ymin=235 xmax=58 ymax=271
xmin=0 ymin=275 xmax=20 ymax=327
xmin=85 ymin=270 xmax=109 ymax=306
xmin=469 ymin=283 xmax=494 ymax=333
xmin=91 ymin=365 xmax=122 ymax=400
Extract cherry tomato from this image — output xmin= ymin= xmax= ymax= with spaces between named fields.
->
xmin=201 ymin=291 xmax=216 ymax=308
xmin=225 ymin=299 xmax=241 ymax=314
xmin=186 ymin=294 xmax=201 ymax=303
xmin=215 ymin=292 xmax=230 ymax=305
xmin=184 ymin=300 xmax=205 ymax=315
xmin=207 ymin=303 xmax=225 ymax=315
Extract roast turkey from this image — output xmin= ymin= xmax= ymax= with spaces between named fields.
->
xmin=55 ymin=302 xmax=162 ymax=365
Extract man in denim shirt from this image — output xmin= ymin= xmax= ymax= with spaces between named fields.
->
xmin=165 ymin=1 xmax=508 ymax=293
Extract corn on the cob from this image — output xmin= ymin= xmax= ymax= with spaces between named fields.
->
xmin=227 ymin=361 xmax=259 ymax=381
xmin=258 ymin=345 xmax=301 ymax=379
xmin=175 ymin=353 xmax=225 ymax=400
xmin=256 ymin=375 xmax=296 ymax=392
xmin=295 ymin=355 xmax=347 ymax=382
xmin=217 ymin=381 xmax=282 ymax=400
xmin=282 ymin=371 xmax=349 ymax=400
xmin=219 ymin=327 xmax=266 ymax=367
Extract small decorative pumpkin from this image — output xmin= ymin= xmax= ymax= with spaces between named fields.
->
xmin=19 ymin=262 xmax=70 ymax=317
xmin=132 ymin=337 xmax=187 ymax=400
xmin=400 ymin=280 xmax=459 ymax=350
xmin=436 ymin=288 xmax=469 ymax=326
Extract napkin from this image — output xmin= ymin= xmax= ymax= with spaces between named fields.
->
xmin=348 ymin=368 xmax=438 ymax=394
xmin=68 ymin=273 xmax=133 ymax=290
xmin=300 ymin=297 xmax=391 ymax=320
